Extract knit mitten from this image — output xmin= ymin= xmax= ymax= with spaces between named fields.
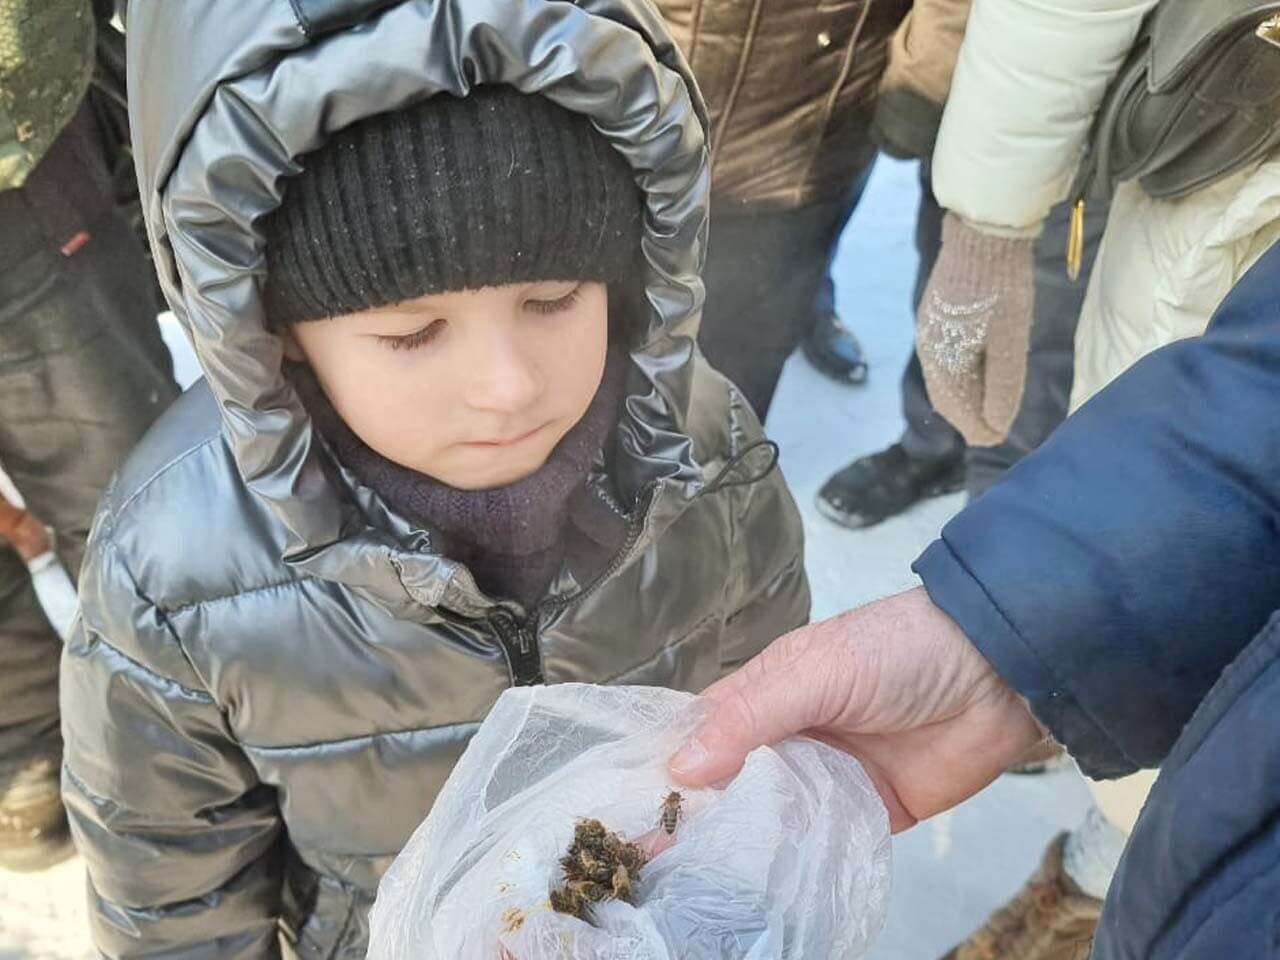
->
xmin=916 ymin=214 xmax=1035 ymax=446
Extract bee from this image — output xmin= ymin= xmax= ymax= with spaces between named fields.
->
xmin=567 ymin=878 xmax=607 ymax=901
xmin=659 ymin=791 xmax=684 ymax=835
xmin=611 ymin=863 xmax=633 ymax=901
xmin=576 ymin=847 xmax=605 ymax=880
xmin=549 ymin=885 xmax=585 ymax=919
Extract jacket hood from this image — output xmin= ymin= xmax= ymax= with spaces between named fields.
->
xmin=126 ymin=0 xmax=713 ymax=616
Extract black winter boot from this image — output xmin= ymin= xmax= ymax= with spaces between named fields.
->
xmin=0 ymin=747 xmax=73 ymax=872
xmin=802 ymin=312 xmax=869 ymax=384
xmin=817 ymin=443 xmax=964 ymax=529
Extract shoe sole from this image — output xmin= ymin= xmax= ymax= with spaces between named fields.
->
xmin=801 ymin=345 xmax=869 ymax=386
xmin=814 ymin=469 xmax=966 ymax=531
xmin=1006 ymin=753 xmax=1073 ymax=776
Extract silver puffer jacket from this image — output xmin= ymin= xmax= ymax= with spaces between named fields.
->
xmin=59 ymin=3 xmax=809 ymax=958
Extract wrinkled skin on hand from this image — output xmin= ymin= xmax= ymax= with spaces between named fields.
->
xmin=669 ymin=588 xmax=1044 ymax=833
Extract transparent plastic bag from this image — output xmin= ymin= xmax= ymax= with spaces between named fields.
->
xmin=367 ymin=684 xmax=891 ymax=960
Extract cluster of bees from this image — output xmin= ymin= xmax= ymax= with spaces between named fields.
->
xmin=548 ymin=792 xmax=683 ymax=920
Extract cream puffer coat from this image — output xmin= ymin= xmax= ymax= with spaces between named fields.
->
xmin=931 ymin=0 xmax=1158 ymax=236
xmin=929 ymin=0 xmax=1280 ymax=411
xmin=1071 ymin=158 xmax=1280 ymax=408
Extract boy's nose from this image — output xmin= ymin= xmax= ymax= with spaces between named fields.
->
xmin=463 ymin=342 xmax=542 ymax=414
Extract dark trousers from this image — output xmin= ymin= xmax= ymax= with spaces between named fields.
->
xmin=814 ymin=160 xmax=876 ymax=318
xmin=0 ymin=105 xmax=179 ymax=767
xmin=901 ymin=165 xmax=1109 ymax=497
xmin=698 ymin=161 xmax=876 ymax=421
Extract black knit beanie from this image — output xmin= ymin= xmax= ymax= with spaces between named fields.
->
xmin=262 ymin=86 xmax=644 ymax=326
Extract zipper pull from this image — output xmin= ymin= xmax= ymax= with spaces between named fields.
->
xmin=1066 ymin=199 xmax=1086 ymax=282
xmin=491 ymin=613 xmax=544 ymax=686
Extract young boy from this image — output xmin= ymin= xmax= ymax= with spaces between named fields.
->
xmin=60 ymin=2 xmax=808 ymax=957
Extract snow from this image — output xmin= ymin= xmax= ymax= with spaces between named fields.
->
xmin=0 ymin=158 xmax=1090 ymax=960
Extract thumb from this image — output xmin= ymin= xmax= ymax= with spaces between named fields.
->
xmin=0 ymin=497 xmax=24 ymax=539
xmin=669 ymin=628 xmax=831 ymax=786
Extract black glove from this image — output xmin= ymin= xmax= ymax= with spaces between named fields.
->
xmin=870 ymin=88 xmax=944 ymax=162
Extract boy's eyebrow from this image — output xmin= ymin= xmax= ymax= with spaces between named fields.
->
xmin=358 ymin=298 xmax=447 ymax=318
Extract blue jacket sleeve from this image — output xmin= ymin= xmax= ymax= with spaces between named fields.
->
xmin=913 ymin=241 xmax=1280 ymax=780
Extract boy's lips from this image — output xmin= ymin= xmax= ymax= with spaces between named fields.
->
xmin=463 ymin=422 xmax=550 ymax=448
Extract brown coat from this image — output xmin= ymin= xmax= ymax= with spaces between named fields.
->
xmin=657 ymin=0 xmax=910 ymax=211
xmin=881 ymin=0 xmax=971 ymax=109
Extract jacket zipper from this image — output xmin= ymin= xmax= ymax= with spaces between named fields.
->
xmin=490 ymin=609 xmax=543 ymax=686
xmin=485 ymin=481 xmax=662 ymax=686
xmin=536 ymin=481 xmax=660 ymax=622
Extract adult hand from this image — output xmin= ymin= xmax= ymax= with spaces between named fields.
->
xmin=669 ymin=588 xmax=1044 ymax=833
xmin=916 ymin=213 xmax=1036 ymax=446
xmin=0 ymin=497 xmax=50 ymax=563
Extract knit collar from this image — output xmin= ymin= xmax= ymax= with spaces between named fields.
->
xmin=293 ymin=350 xmax=629 ymax=562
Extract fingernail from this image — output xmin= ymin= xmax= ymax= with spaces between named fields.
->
xmin=669 ymin=736 xmax=709 ymax=777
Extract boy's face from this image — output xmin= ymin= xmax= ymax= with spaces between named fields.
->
xmin=287 ymin=281 xmax=610 ymax=490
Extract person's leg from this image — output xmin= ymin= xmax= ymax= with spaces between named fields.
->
xmin=936 ymin=773 xmax=1153 ymax=960
xmin=816 ymin=162 xmax=965 ymax=529
xmin=813 ymin=160 xmax=876 ymax=318
xmin=803 ymin=159 xmax=876 ymax=384
xmin=0 ymin=549 xmax=69 ymax=871
xmin=698 ymin=197 xmax=848 ymax=421
xmin=0 ymin=104 xmax=178 ymax=870
xmin=1088 ymin=771 xmax=1158 ymax=837
xmin=899 ymin=161 xmax=967 ymax=462
xmin=1059 ymin=771 xmax=1158 ymax=904
xmin=938 ymin=831 xmax=1102 ymax=960
xmin=0 ymin=187 xmax=76 ymax=872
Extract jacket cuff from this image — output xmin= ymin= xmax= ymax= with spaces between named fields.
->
xmin=913 ymin=538 xmax=1137 ymax=780
xmin=870 ymin=89 xmax=942 ymax=161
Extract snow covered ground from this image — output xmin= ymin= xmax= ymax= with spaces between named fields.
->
xmin=0 ymin=158 xmax=1091 ymax=959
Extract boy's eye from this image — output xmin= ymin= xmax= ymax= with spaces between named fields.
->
xmin=377 ymin=319 xmax=446 ymax=351
xmin=526 ymin=285 xmax=582 ymax=315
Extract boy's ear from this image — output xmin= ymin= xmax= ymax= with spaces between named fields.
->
xmin=279 ymin=326 xmax=306 ymax=363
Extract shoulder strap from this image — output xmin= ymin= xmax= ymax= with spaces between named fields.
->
xmin=1150 ymin=0 xmax=1280 ymax=90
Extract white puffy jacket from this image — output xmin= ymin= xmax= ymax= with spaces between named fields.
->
xmin=933 ymin=0 xmax=1157 ymax=235
xmin=932 ymin=0 xmax=1280 ymax=412
xmin=1071 ymin=158 xmax=1280 ymax=407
